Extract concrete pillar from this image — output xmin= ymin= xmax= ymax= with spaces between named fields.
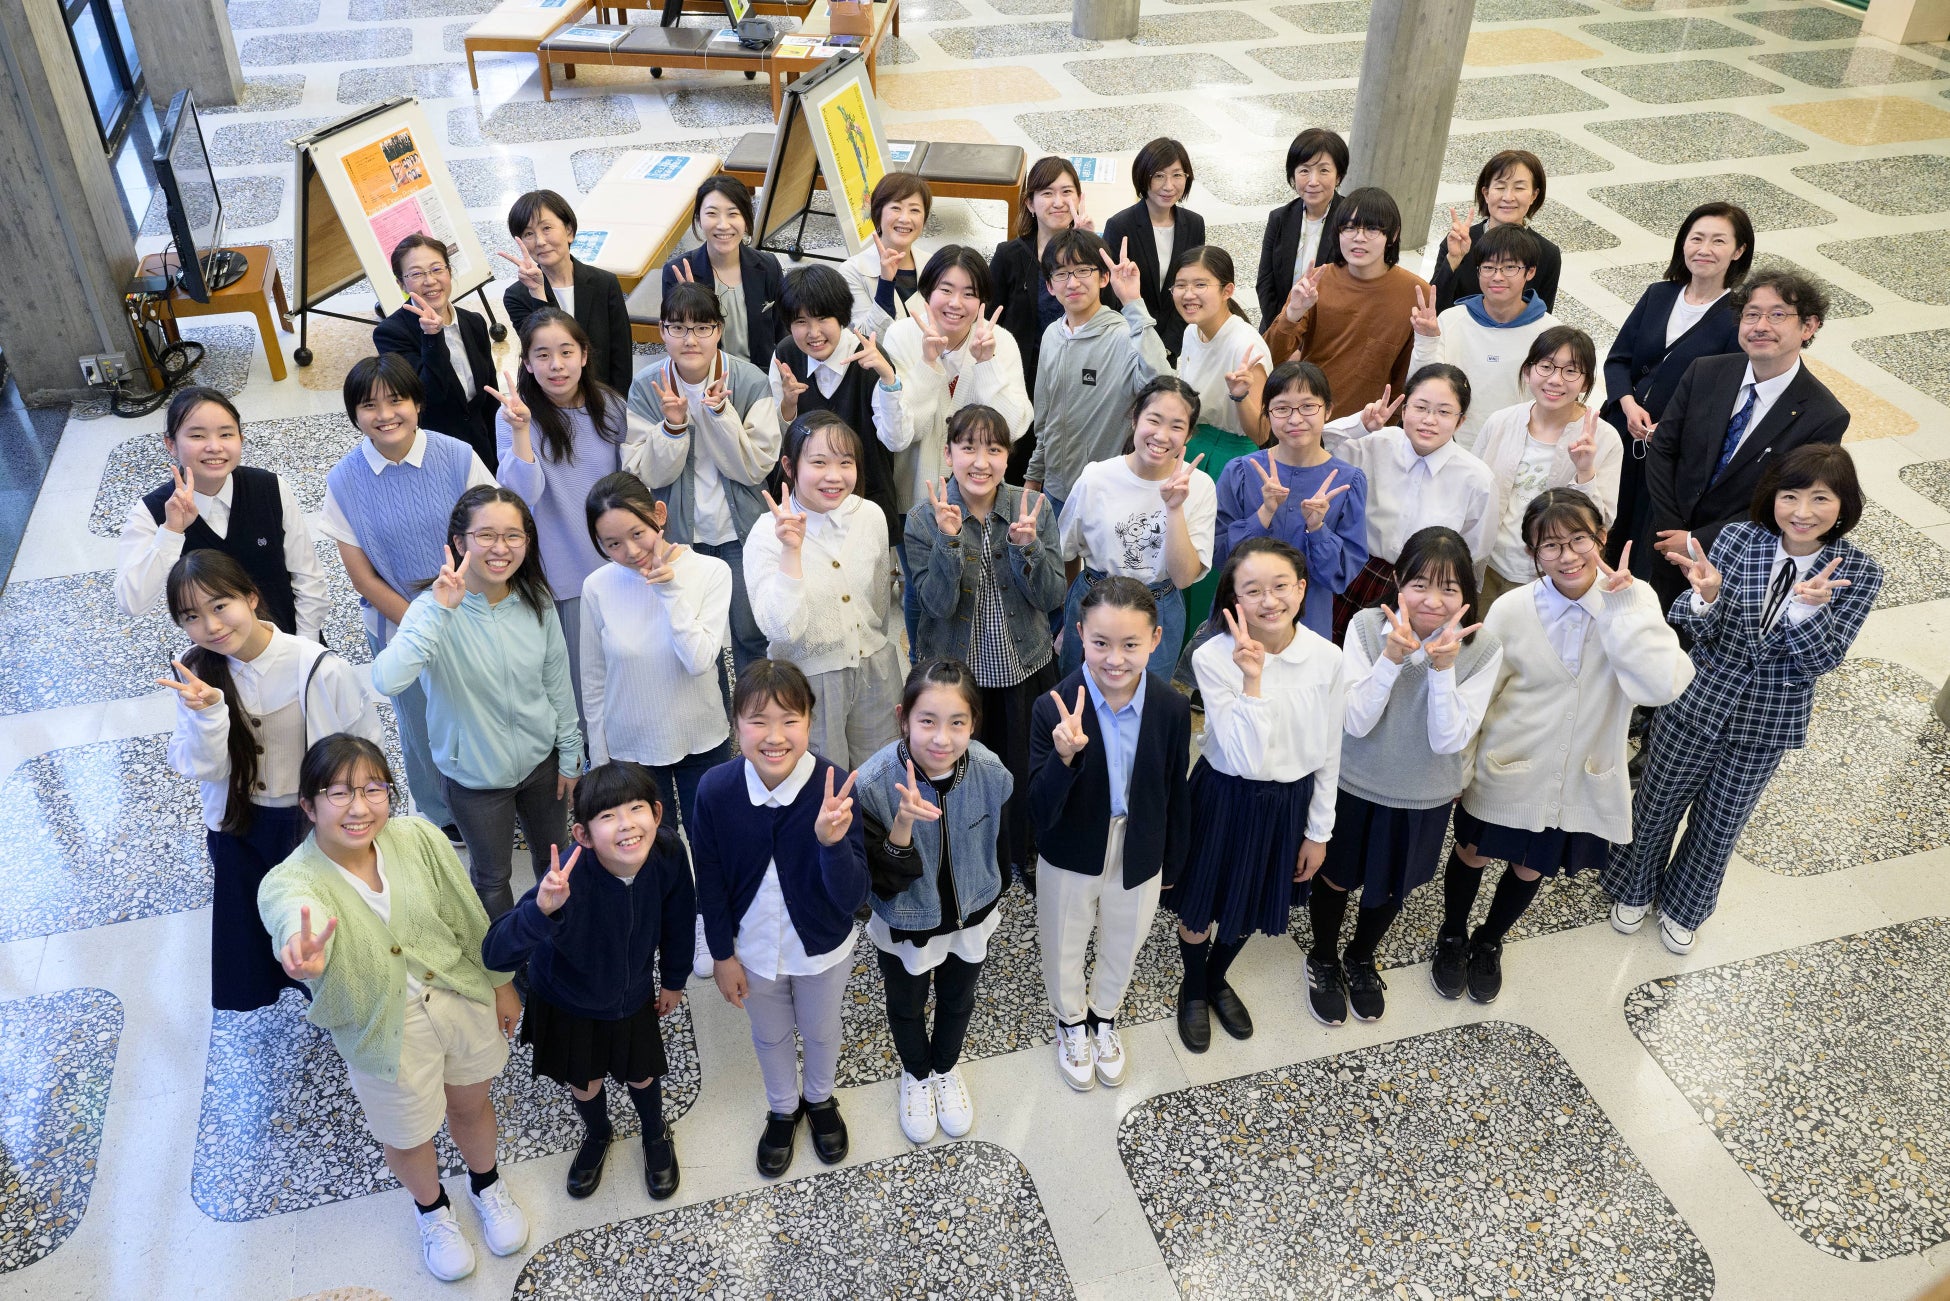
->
xmin=1864 ymin=0 xmax=1950 ymax=44
xmin=123 ymin=0 xmax=242 ymax=113
xmin=0 ymin=0 xmax=144 ymax=403
xmin=1346 ymin=0 xmax=1475 ymax=251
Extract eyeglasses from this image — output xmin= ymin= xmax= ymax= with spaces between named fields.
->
xmin=1151 ymin=169 xmax=1188 ymax=186
xmin=1740 ymin=308 xmax=1800 ymax=326
xmin=1535 ymin=533 xmax=1598 ymax=561
xmin=401 ymin=266 xmax=449 ymax=285
xmin=661 ymin=323 xmax=720 ymax=341
xmin=1236 ymin=581 xmax=1302 ymax=602
xmin=1529 ymin=360 xmax=1586 ymax=380
xmin=465 ymin=529 xmax=528 ymax=549
xmin=1048 ymin=267 xmax=1099 ymax=286
xmin=1268 ymin=401 xmax=1326 ymax=421
xmin=320 ymin=782 xmax=392 ymax=808
xmin=1479 ymin=262 xmax=1526 ymax=281
xmin=1405 ymin=399 xmax=1460 ymax=422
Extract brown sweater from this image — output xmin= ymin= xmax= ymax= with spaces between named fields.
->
xmin=1265 ymin=263 xmax=1430 ymax=419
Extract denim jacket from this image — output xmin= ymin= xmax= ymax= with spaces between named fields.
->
xmin=904 ymin=480 xmax=1065 ymax=671
xmin=856 ymin=738 xmax=1013 ymax=933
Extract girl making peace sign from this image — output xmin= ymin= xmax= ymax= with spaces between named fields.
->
xmin=162 ymin=550 xmax=382 ymax=1012
xmin=372 ymin=486 xmax=582 ymax=919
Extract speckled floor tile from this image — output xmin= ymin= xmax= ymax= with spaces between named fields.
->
xmin=1442 ymin=127 xmax=1613 ymax=183
xmin=930 ymin=21 xmax=1101 ymax=59
xmin=1605 ymin=0 xmax=1744 ymax=11
xmin=1014 ymin=103 xmax=1212 ymax=154
xmin=90 ymin=413 xmax=356 ymax=539
xmin=1247 ymin=38 xmax=1369 ymax=80
xmin=1754 ymin=47 xmax=1949 ymax=89
xmin=1063 ymin=52 xmax=1248 ymax=95
xmin=1772 ymin=94 xmax=1950 ymax=146
xmin=1735 ymin=658 xmax=1949 ymax=876
xmin=876 ymin=34 xmax=920 ymax=64
xmin=1586 ymin=109 xmax=1805 ymax=163
xmin=192 ymin=986 xmax=699 ymax=1221
xmin=837 ymin=887 xmax=1185 ymax=1087
xmin=1553 ymin=290 xmax=1620 ymax=358
xmin=1592 ymin=173 xmax=1835 ymax=233
xmin=1205 ymin=220 xmax=1271 ymax=320
xmin=1898 ymin=458 xmax=1950 ymax=515
xmin=1629 ymin=918 xmax=1950 ymax=1260
xmin=1820 ymin=231 xmax=1950 ymax=306
xmin=1589 ymin=253 xmax=1870 ymax=318
xmin=443 ymin=153 xmax=539 ymax=211
xmin=334 ymin=63 xmax=474 ymax=106
xmin=1207 ymin=87 xmax=1357 ymax=136
xmin=1529 ymin=199 xmax=1624 ymax=252
xmin=661 ymin=84 xmax=778 ymax=128
xmin=1465 ymin=26 xmax=1602 ymax=64
xmin=1129 ymin=11 xmax=1276 ymax=42
xmin=349 ymin=0 xmax=496 ymax=15
xmin=1793 ymin=155 xmax=1950 ymax=217
xmin=878 ymin=65 xmax=1063 ymax=110
xmin=900 ymin=0 xmax=968 ymax=17
xmin=0 ymin=988 xmax=122 ymax=1274
xmin=1805 ymin=357 xmax=1918 ymax=440
xmin=140 ymin=173 xmax=284 ymax=240
xmin=1452 ymin=72 xmax=1608 ymax=118
xmin=198 ymin=74 xmax=309 ymax=115
xmin=206 ymin=117 xmax=342 ymax=168
xmin=984 ymin=0 xmax=1069 ymax=15
xmin=1273 ymin=0 xmax=1372 ymax=34
xmin=440 ymin=18 xmax=473 ymax=52
xmin=238 ymin=27 xmax=412 ymax=66
xmin=1584 ymin=57 xmax=1782 ymax=102
xmin=1734 ymin=5 xmax=1859 ymax=39
xmin=227 ymin=0 xmax=322 ymax=29
xmin=1478 ymin=0 xmax=1599 ymax=16
xmin=178 ymin=323 xmax=262 ymax=398
xmin=1120 ymin=1021 xmax=1715 ymax=1299
xmin=1845 ymin=501 xmax=1950 ymax=606
xmin=515 ymin=1142 xmax=1070 ymax=1298
xmin=1856 ymin=328 xmax=1950 ymax=406
xmin=1584 ymin=15 xmax=1760 ymax=49
xmin=446 ymin=95 xmax=642 ymax=148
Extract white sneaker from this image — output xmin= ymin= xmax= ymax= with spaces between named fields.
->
xmin=897 ymin=1070 xmax=938 ymax=1143
xmin=1092 ymin=1022 xmax=1127 ymax=1088
xmin=931 ymin=1068 xmax=974 ymax=1138
xmin=1659 ymin=916 xmax=1696 ymax=955
xmin=416 ymin=1202 xmax=477 ymax=1282
xmin=1611 ymin=901 xmax=1650 ymax=935
xmin=467 ymin=1179 xmax=529 ymax=1257
xmin=1054 ymin=1021 xmax=1096 ymax=1091
xmin=692 ymin=915 xmax=714 ymax=981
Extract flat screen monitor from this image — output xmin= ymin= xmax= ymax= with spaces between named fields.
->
xmin=153 ymin=89 xmax=245 ymax=302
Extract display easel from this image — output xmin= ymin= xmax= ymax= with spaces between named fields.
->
xmin=289 ymin=99 xmax=502 ymax=366
xmin=751 ymin=51 xmax=892 ymax=262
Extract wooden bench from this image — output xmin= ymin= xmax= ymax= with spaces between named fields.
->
xmin=462 ymin=0 xmax=597 ymax=88
xmin=722 ymin=132 xmax=1027 ymax=206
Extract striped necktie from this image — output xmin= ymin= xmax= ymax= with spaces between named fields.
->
xmin=1712 ymin=385 xmax=1759 ymax=481
xmin=1761 ymin=557 xmax=1797 ymax=629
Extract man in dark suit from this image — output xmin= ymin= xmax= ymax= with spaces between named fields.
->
xmin=374 ymin=233 xmax=500 ymax=471
xmin=1642 ymin=268 xmax=1848 ymax=614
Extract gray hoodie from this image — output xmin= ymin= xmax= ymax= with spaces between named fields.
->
xmin=1024 ymin=300 xmax=1174 ymax=504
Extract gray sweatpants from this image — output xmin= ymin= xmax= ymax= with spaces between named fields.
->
xmin=805 ymin=641 xmax=903 ymax=771
xmin=743 ymin=958 xmax=851 ymax=1115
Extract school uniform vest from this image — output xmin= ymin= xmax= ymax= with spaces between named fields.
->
xmin=777 ymin=338 xmax=903 ymax=545
xmin=324 ymin=432 xmax=475 ymax=624
xmin=144 ymin=465 xmax=297 ymax=634
xmin=1339 ymin=607 xmax=1501 ymax=810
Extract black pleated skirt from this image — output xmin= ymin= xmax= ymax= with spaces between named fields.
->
xmin=521 ymin=990 xmax=668 ymax=1087
xmin=1319 ymin=789 xmax=1455 ymax=909
xmin=1453 ymin=805 xmax=1611 ymax=878
xmin=1173 ymin=759 xmax=1314 ymax=942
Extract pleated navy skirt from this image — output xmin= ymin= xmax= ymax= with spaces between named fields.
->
xmin=1319 ymin=789 xmax=1455 ymax=909
xmin=1453 ymin=805 xmax=1611 ymax=878
xmin=208 ymin=804 xmax=309 ymax=1013
xmin=1174 ymin=759 xmax=1314 ymax=943
xmin=522 ymin=991 xmax=668 ymax=1088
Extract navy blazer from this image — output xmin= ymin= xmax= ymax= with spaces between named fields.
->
xmin=1028 ymin=668 xmax=1192 ymax=890
xmin=1663 ymin=521 xmax=1882 ymax=750
xmin=503 ymin=256 xmax=634 ymax=395
xmin=1431 ymin=218 xmax=1562 ymax=313
xmin=1600 ymin=281 xmax=1740 ymax=435
xmin=660 ymin=243 xmax=784 ymax=373
xmin=1100 ymin=200 xmax=1205 ymax=360
xmin=373 ymin=303 xmax=500 ymax=472
xmin=1255 ymin=192 xmax=1345 ymax=328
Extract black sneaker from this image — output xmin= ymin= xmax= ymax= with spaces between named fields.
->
xmin=804 ymin=1096 xmax=849 ymax=1165
xmin=440 ymin=823 xmax=466 ymax=847
xmin=1430 ymin=933 xmax=1468 ymax=1000
xmin=756 ymin=1106 xmax=800 ymax=1178
xmin=1305 ymin=956 xmax=1346 ymax=1026
xmin=1344 ymin=959 xmax=1388 ymax=1022
xmin=1466 ymin=936 xmax=1504 ymax=1004
xmin=644 ymin=1123 xmax=679 ymax=1201
xmin=565 ymin=1130 xmax=609 ymax=1199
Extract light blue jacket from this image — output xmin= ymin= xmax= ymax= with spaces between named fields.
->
xmin=372 ymin=590 xmax=582 ymax=790
xmin=856 ymin=739 xmax=1013 ymax=933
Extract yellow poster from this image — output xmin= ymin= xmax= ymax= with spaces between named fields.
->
xmin=818 ymin=83 xmax=885 ymax=247
xmin=342 ymin=128 xmax=431 ymax=218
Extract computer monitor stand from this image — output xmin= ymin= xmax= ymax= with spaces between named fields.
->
xmin=190 ymin=249 xmax=249 ymax=295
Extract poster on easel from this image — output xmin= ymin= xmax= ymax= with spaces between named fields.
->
xmin=752 ymin=52 xmax=892 ymax=260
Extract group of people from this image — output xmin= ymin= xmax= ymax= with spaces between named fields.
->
xmin=112 ymin=127 xmax=1884 ymax=1284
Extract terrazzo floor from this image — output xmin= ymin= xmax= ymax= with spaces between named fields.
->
xmin=2 ymin=0 xmax=1950 ymax=1297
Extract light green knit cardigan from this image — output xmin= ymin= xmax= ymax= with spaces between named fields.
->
xmin=257 ymin=816 xmax=513 ymax=1081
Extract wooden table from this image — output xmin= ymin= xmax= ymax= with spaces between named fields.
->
xmin=138 ymin=243 xmax=292 ymax=383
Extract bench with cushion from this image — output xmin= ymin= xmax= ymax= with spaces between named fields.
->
xmin=720 ymin=132 xmax=1025 ymax=205
xmin=463 ymin=0 xmax=597 ymax=88
xmin=575 ymin=150 xmax=721 ymax=298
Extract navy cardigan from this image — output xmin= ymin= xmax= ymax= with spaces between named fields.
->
xmin=1028 ymin=668 xmax=1192 ymax=890
xmin=1599 ymin=280 xmax=1741 ymax=434
xmin=480 ymin=837 xmax=695 ymax=1020
xmin=690 ymin=755 xmax=871 ymax=962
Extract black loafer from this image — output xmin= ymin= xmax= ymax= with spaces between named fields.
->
xmin=566 ymin=1131 xmax=609 ymax=1199
xmin=804 ymin=1096 xmax=849 ymax=1165
xmin=645 ymin=1122 xmax=679 ymax=1201
xmin=1017 ymin=861 xmax=1038 ymax=897
xmin=1208 ymin=982 xmax=1255 ymax=1040
xmin=756 ymin=1106 xmax=801 ymax=1178
xmin=1176 ymin=997 xmax=1211 ymax=1053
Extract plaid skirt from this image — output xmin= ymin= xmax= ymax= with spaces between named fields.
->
xmin=1331 ymin=555 xmax=1398 ymax=645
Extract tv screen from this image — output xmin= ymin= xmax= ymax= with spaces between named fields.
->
xmin=153 ymin=90 xmax=229 ymax=302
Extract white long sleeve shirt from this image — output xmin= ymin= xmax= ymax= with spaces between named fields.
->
xmin=579 ymin=550 xmax=733 ymax=768
xmin=1322 ymin=415 xmax=1497 ymax=564
xmin=743 ymin=493 xmax=893 ymax=676
xmin=768 ymin=329 xmax=912 ymax=455
xmin=735 ymin=752 xmax=856 ymax=980
xmin=879 ymin=317 xmax=1033 ymax=515
xmin=1341 ymin=631 xmax=1502 ymax=755
xmin=1191 ymin=626 xmax=1345 ymax=843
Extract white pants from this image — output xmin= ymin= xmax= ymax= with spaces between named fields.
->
xmin=1035 ymin=817 xmax=1161 ymax=1024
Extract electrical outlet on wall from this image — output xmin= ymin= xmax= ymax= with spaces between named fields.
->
xmin=79 ymin=355 xmax=104 ymax=386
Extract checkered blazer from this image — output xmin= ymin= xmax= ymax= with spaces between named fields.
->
xmin=1663 ymin=521 xmax=1883 ymax=750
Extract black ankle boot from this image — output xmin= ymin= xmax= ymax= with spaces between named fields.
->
xmin=644 ymin=1122 xmax=679 ymax=1200
xmin=804 ymin=1096 xmax=849 ymax=1164
xmin=756 ymin=1105 xmax=801 ymax=1177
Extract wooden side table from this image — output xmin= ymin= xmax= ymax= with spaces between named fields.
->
xmin=137 ymin=243 xmax=293 ymax=383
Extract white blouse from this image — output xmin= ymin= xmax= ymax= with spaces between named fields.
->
xmin=580 ymin=550 xmax=733 ymax=768
xmin=1175 ymin=314 xmax=1272 ymax=441
xmin=1321 ymin=416 xmax=1497 ymax=564
xmin=1192 ymin=626 xmax=1345 ymax=842
xmin=1341 ymin=631 xmax=1502 ymax=755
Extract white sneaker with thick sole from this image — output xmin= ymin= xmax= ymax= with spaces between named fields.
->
xmin=1092 ymin=1022 xmax=1127 ymax=1088
xmin=1611 ymin=901 xmax=1650 ymax=935
xmin=416 ymin=1203 xmax=477 ymax=1282
xmin=1055 ymin=1022 xmax=1096 ymax=1091
xmin=468 ymin=1179 xmax=529 ymax=1257
xmin=692 ymin=915 xmax=714 ymax=981
xmin=1659 ymin=916 xmax=1696 ymax=955
xmin=898 ymin=1070 xmax=938 ymax=1143
xmin=932 ymin=1068 xmax=974 ymax=1138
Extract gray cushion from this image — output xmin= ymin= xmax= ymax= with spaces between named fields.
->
xmin=916 ymin=143 xmax=1026 ymax=187
xmin=724 ymin=131 xmax=776 ymax=174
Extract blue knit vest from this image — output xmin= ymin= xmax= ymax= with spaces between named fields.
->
xmin=325 ymin=433 xmax=474 ymax=616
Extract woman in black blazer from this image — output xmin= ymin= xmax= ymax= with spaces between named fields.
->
xmin=1602 ymin=202 xmax=1753 ymax=569
xmin=374 ymin=233 xmax=501 ymax=471
xmin=1100 ymin=138 xmax=1204 ymax=362
xmin=501 ymin=189 xmax=634 ymax=394
xmin=660 ymin=176 xmax=784 ymax=373
xmin=1431 ymin=149 xmax=1563 ymax=312
xmin=1254 ymin=127 xmax=1348 ymax=329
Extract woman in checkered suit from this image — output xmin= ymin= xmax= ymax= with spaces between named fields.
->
xmin=1602 ymin=444 xmax=1882 ymax=955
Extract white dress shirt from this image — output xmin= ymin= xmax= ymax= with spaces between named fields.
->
xmin=1689 ymin=540 xmax=1821 ymax=628
xmin=1341 ymin=631 xmax=1502 ymax=755
xmin=1322 ymin=415 xmax=1497 ymax=564
xmin=117 ymin=474 xmax=333 ymax=642
xmin=767 ymin=328 xmax=912 ymax=456
xmin=735 ymin=752 xmax=856 ymax=981
xmin=1191 ymin=626 xmax=1345 ymax=843
xmin=1725 ymin=359 xmax=1801 ymax=460
xmin=1533 ymin=577 xmax=1605 ymax=675
xmin=440 ymin=316 xmax=476 ymax=397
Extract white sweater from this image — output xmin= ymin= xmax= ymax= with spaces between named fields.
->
xmin=880 ymin=317 xmax=1033 ymax=515
xmin=1471 ymin=400 xmax=1623 ymax=581
xmin=743 ymin=493 xmax=894 ymax=676
xmin=1461 ymin=577 xmax=1693 ymax=843
xmin=579 ymin=551 xmax=733 ymax=768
